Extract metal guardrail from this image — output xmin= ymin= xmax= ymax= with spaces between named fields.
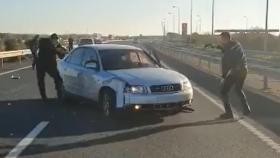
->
xmin=161 ymin=40 xmax=280 ymax=57
xmin=147 ymin=41 xmax=280 ymax=91
xmin=0 ymin=49 xmax=31 ymax=68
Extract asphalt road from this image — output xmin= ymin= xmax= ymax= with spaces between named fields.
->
xmin=0 ymin=42 xmax=280 ymax=158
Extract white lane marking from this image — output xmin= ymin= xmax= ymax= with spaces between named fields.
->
xmin=162 ymin=61 xmax=280 ymax=154
xmin=194 ymin=80 xmax=280 ymax=154
xmin=0 ymin=66 xmax=32 ymax=76
xmin=193 ymin=87 xmax=224 ymax=111
xmin=239 ymin=120 xmax=280 ymax=152
xmin=5 ymin=121 xmax=49 ymax=158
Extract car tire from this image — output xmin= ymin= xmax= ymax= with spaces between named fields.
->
xmin=101 ymin=90 xmax=116 ymax=118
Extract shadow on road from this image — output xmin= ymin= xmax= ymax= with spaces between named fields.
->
xmin=0 ymin=97 xmax=171 ymax=157
xmin=22 ymin=118 xmax=236 ymax=156
xmin=0 ymin=98 xmax=171 ymax=139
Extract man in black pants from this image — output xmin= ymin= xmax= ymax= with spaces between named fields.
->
xmin=68 ymin=37 xmax=74 ymax=51
xmin=219 ymin=32 xmax=251 ymax=119
xmin=36 ymin=34 xmax=66 ymax=101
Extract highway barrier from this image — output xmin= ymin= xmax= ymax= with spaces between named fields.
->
xmin=143 ymin=41 xmax=280 ymax=99
xmin=0 ymin=49 xmax=31 ymax=68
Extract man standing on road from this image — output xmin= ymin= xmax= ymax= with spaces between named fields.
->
xmin=68 ymin=37 xmax=74 ymax=51
xmin=218 ymin=32 xmax=251 ymax=119
xmin=36 ymin=33 xmax=67 ymax=101
xmin=29 ymin=35 xmax=40 ymax=69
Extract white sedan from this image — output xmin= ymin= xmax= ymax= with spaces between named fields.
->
xmin=58 ymin=44 xmax=193 ymax=117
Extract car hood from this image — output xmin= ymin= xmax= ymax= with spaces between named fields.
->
xmin=107 ymin=68 xmax=187 ymax=85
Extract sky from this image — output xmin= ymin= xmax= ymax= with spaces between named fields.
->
xmin=0 ymin=0 xmax=279 ymax=35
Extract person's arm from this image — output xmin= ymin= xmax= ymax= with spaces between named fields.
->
xmin=31 ymin=44 xmax=39 ymax=58
xmin=54 ymin=44 xmax=68 ymax=59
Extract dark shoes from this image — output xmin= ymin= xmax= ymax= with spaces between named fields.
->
xmin=219 ymin=113 xmax=234 ymax=119
xmin=219 ymin=108 xmax=251 ymax=120
xmin=42 ymin=97 xmax=50 ymax=104
xmin=182 ymin=105 xmax=195 ymax=113
xmin=57 ymin=89 xmax=62 ymax=100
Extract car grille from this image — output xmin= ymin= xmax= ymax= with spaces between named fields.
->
xmin=138 ymin=101 xmax=189 ymax=111
xmin=150 ymin=84 xmax=181 ymax=93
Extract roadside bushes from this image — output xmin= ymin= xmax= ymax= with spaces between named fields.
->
xmin=3 ymin=38 xmax=26 ymax=51
xmin=0 ymin=39 xmax=4 ymax=51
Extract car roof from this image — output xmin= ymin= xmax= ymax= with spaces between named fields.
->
xmin=80 ymin=44 xmax=142 ymax=51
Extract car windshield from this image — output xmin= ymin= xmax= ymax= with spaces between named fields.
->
xmin=99 ymin=49 xmax=159 ymax=70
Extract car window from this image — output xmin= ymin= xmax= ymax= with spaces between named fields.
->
xmin=68 ymin=48 xmax=84 ymax=66
xmin=82 ymin=48 xmax=98 ymax=66
xmin=138 ymin=51 xmax=157 ymax=66
xmin=99 ymin=49 xmax=159 ymax=70
xmin=129 ymin=52 xmax=140 ymax=63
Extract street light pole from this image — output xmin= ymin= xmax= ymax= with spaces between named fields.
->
xmin=173 ymin=6 xmax=181 ymax=34
xmin=166 ymin=18 xmax=169 ymax=33
xmin=168 ymin=12 xmax=175 ymax=33
xmin=161 ymin=20 xmax=166 ymax=37
xmin=178 ymin=7 xmax=181 ymax=34
xmin=173 ymin=14 xmax=176 ymax=33
xmin=197 ymin=15 xmax=202 ymax=33
xmin=211 ymin=0 xmax=215 ymax=36
xmin=190 ymin=0 xmax=193 ymax=42
xmin=263 ymin=0 xmax=269 ymax=89
xmin=243 ymin=16 xmax=248 ymax=30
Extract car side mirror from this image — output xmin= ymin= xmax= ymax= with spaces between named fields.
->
xmin=85 ymin=60 xmax=98 ymax=70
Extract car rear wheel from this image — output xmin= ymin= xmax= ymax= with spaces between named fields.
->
xmin=101 ymin=90 xmax=116 ymax=118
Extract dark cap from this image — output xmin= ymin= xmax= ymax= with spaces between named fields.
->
xmin=50 ymin=33 xmax=59 ymax=39
xmin=220 ymin=32 xmax=231 ymax=39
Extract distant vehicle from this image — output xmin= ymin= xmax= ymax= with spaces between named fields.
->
xmin=78 ymin=38 xmax=94 ymax=46
xmin=58 ymin=44 xmax=193 ymax=117
xmin=94 ymin=39 xmax=103 ymax=44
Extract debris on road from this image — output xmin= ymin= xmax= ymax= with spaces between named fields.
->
xmin=10 ymin=74 xmax=21 ymax=80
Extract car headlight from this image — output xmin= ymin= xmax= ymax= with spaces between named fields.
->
xmin=182 ymin=80 xmax=192 ymax=91
xmin=125 ymin=85 xmax=148 ymax=94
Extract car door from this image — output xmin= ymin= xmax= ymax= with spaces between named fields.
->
xmin=63 ymin=48 xmax=85 ymax=96
xmin=80 ymin=48 xmax=100 ymax=100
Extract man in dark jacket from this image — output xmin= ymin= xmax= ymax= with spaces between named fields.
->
xmin=219 ymin=32 xmax=251 ymax=119
xmin=36 ymin=33 xmax=66 ymax=101
xmin=68 ymin=37 xmax=74 ymax=51
xmin=29 ymin=35 xmax=40 ymax=69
